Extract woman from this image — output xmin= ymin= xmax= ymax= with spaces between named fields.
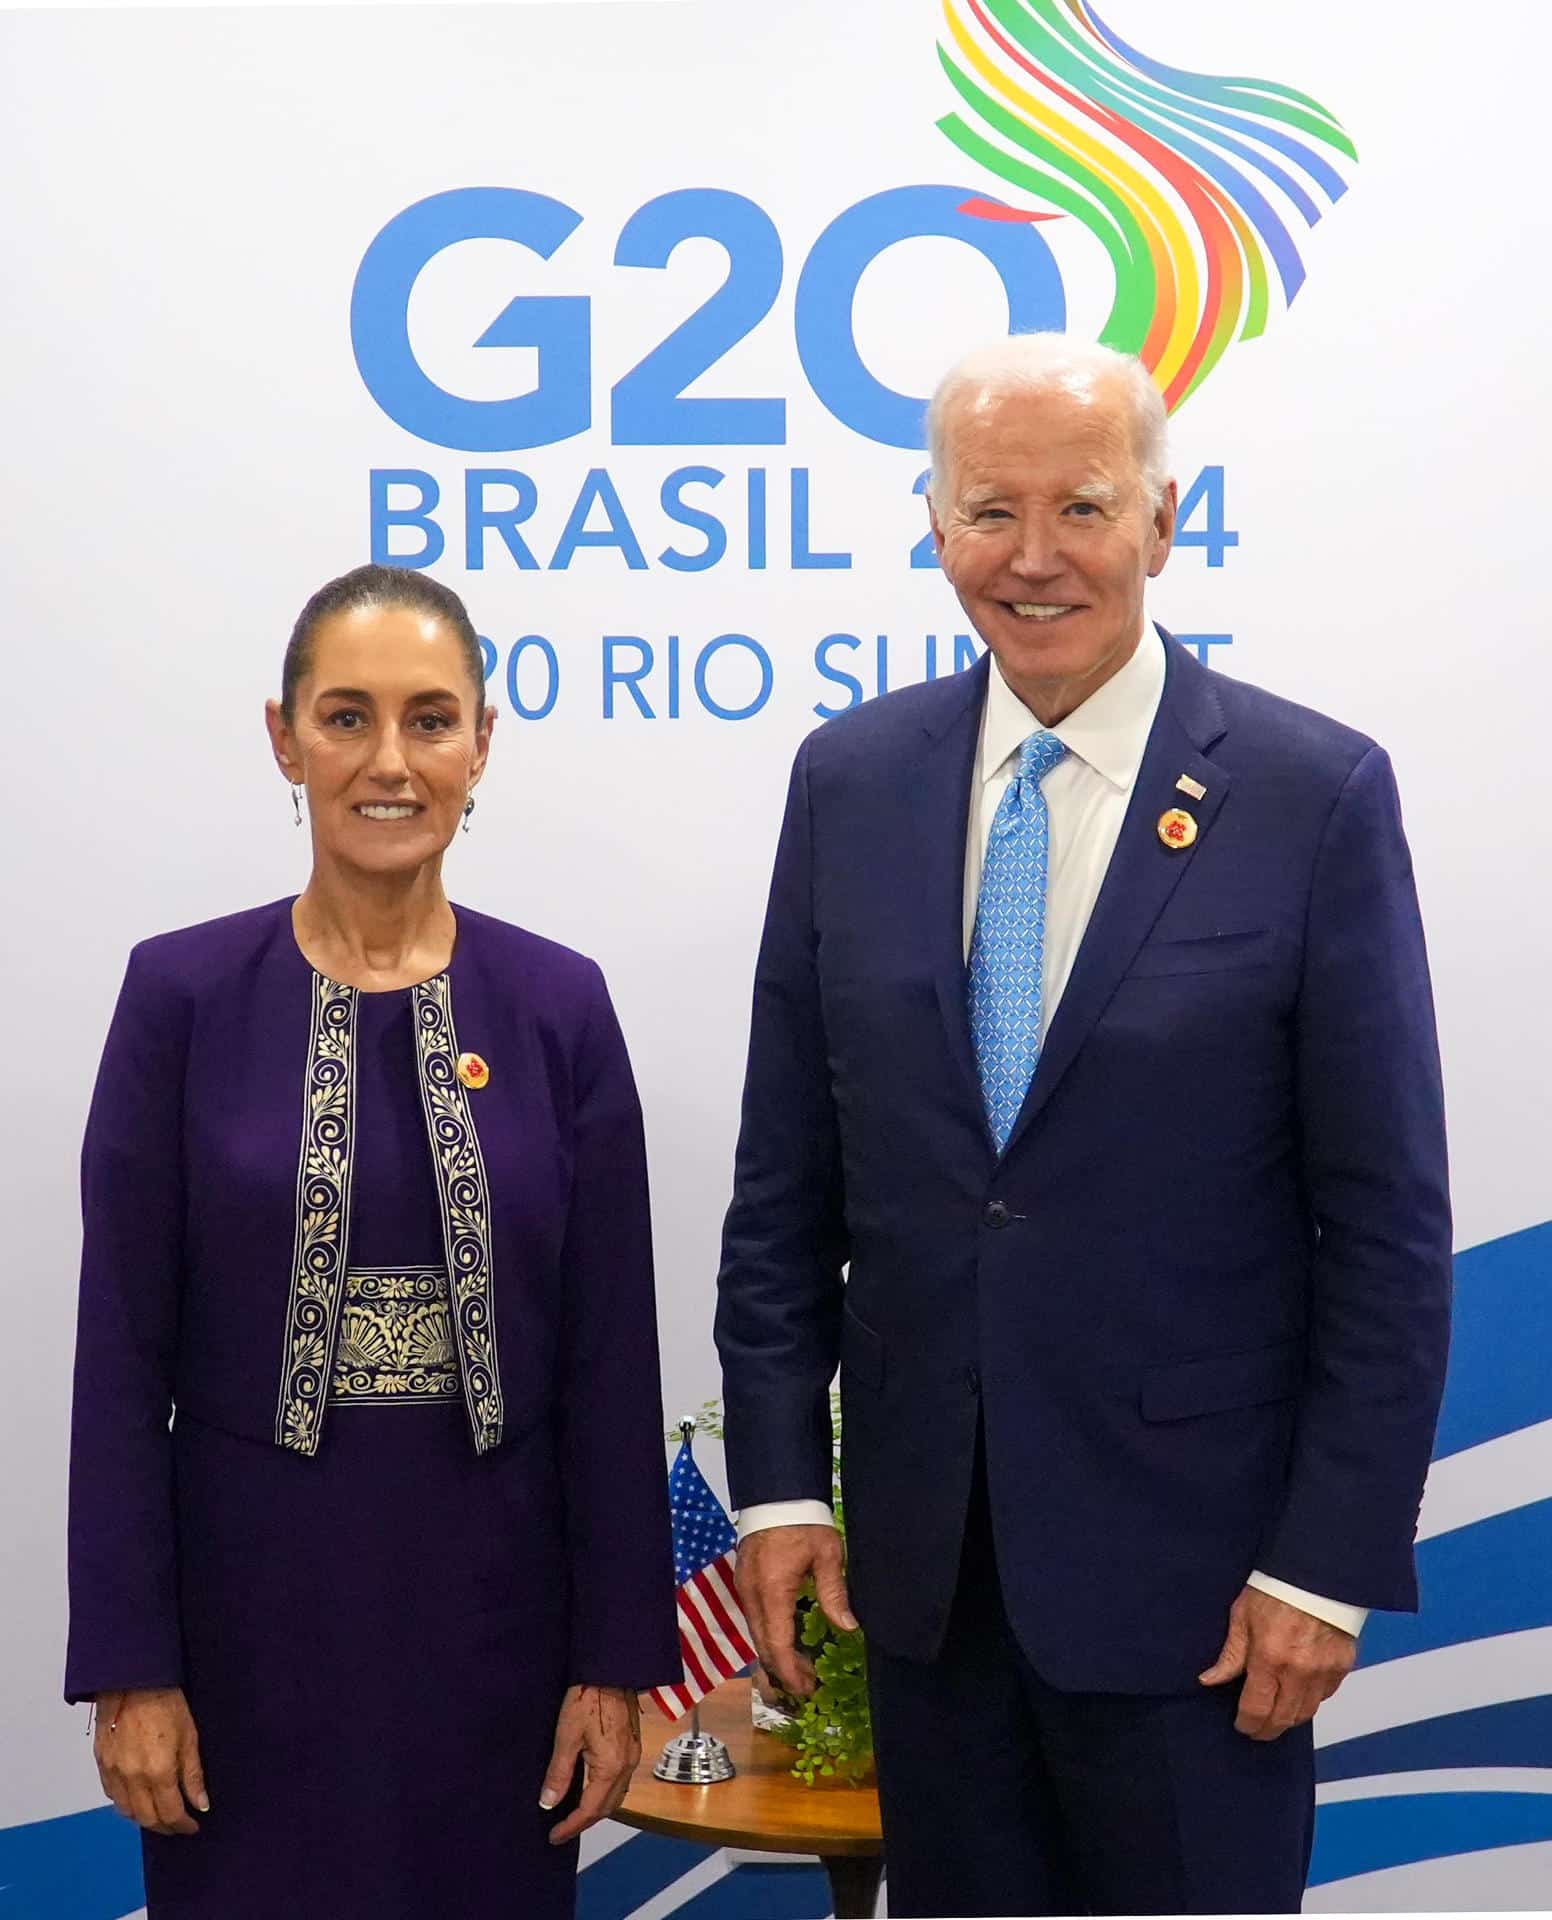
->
xmin=65 ymin=565 xmax=681 ymax=1918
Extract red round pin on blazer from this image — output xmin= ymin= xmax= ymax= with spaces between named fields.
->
xmin=455 ymin=1052 xmax=490 ymax=1089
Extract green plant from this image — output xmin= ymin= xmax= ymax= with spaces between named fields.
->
xmin=672 ymin=1392 xmax=871 ymax=1784
xmin=764 ymin=1588 xmax=871 ymax=1784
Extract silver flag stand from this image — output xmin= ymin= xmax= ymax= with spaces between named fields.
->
xmin=652 ymin=1418 xmax=737 ymax=1785
xmin=652 ymin=1701 xmax=737 ymax=1784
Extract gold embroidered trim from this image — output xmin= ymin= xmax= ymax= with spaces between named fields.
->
xmin=276 ymin=975 xmax=358 ymax=1454
xmin=412 ymin=976 xmax=503 ymax=1453
xmin=329 ymin=1267 xmax=460 ymax=1404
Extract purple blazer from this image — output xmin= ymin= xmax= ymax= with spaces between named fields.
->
xmin=66 ymin=898 xmax=679 ymax=1701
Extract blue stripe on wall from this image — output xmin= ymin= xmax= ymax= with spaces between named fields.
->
xmin=1308 ymin=1790 xmax=1552 ymax=1885
xmin=1319 ymin=1694 xmax=1552 ymax=1783
xmin=1434 ymin=1221 xmax=1552 ymax=1458
xmin=0 ymin=1807 xmax=141 ymax=1920
xmin=673 ymin=1863 xmax=833 ymax=1920
xmin=1356 ymin=1498 xmax=1552 ymax=1668
xmin=577 ymin=1833 xmax=715 ymax=1920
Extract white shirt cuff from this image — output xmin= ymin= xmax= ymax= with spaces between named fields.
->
xmin=736 ymin=1499 xmax=836 ymax=1540
xmin=1247 ymin=1570 xmax=1368 ymax=1638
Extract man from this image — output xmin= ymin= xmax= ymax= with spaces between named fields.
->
xmin=715 ymin=335 xmax=1451 ymax=1915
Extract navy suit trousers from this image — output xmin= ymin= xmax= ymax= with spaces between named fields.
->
xmin=867 ymin=1443 xmax=1316 ymax=1916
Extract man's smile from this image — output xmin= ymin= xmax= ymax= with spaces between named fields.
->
xmin=1006 ymin=602 xmax=1083 ymax=622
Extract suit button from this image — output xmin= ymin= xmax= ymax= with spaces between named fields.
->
xmin=983 ymin=1200 xmax=1011 ymax=1229
xmin=965 ymin=1367 xmax=981 ymax=1395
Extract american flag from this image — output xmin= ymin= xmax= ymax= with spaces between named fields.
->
xmin=647 ymin=1438 xmax=758 ymax=1721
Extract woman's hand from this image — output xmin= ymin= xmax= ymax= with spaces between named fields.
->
xmin=538 ymin=1684 xmax=642 ymax=1845
xmin=94 ymin=1687 xmax=208 ymax=1836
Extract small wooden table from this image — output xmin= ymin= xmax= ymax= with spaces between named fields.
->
xmin=618 ymin=1678 xmax=884 ymax=1918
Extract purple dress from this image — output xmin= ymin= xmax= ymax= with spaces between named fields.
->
xmin=66 ymin=902 xmax=681 ymax=1919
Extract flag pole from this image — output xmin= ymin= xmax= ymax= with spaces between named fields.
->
xmin=652 ymin=1417 xmax=737 ymax=1785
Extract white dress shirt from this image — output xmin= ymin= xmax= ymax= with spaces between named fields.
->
xmin=738 ymin=627 xmax=1366 ymax=1639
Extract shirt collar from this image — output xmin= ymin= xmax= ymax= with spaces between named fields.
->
xmin=980 ymin=622 xmax=1165 ymax=793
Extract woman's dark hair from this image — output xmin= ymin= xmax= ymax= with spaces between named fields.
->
xmin=281 ymin=565 xmax=485 ymax=722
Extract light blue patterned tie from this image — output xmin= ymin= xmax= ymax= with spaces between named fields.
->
xmin=968 ymin=730 xmax=1068 ymax=1154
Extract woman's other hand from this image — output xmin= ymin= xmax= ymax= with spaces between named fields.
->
xmin=539 ymin=1683 xmax=642 ymax=1845
xmin=94 ymin=1687 xmax=208 ymax=1835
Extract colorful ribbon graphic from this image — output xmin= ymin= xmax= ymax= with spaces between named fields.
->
xmin=936 ymin=0 xmax=1358 ymax=409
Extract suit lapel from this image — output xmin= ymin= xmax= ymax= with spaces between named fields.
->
xmin=906 ymin=654 xmax=989 ymax=1123
xmin=1001 ymin=637 xmax=1231 ymax=1158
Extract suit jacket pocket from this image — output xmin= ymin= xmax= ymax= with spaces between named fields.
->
xmin=1140 ymin=1337 xmax=1303 ymax=1421
xmin=1126 ymin=929 xmax=1273 ymax=978
xmin=841 ymin=1301 xmax=886 ymax=1391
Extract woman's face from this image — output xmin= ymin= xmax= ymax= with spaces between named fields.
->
xmin=266 ymin=603 xmax=495 ymax=878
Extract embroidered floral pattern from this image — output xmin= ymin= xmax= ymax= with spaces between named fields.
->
xmin=329 ymin=1267 xmax=459 ymax=1403
xmin=412 ymin=975 xmax=503 ymax=1453
xmin=276 ymin=976 xmax=358 ymax=1453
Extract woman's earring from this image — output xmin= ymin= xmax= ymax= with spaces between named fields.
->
xmin=461 ymin=796 xmax=476 ymax=834
xmin=292 ymin=784 xmax=303 ymax=827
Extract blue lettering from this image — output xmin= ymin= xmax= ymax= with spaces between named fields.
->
xmin=790 ymin=469 xmax=850 ymax=571
xmin=603 ymin=636 xmax=656 ymax=717
xmin=370 ymin=469 xmax=444 ymax=568
xmin=351 ymin=187 xmax=590 ymax=452
xmin=695 ymin=635 xmax=773 ymax=721
xmin=1176 ymin=633 xmax=1234 ymax=664
xmin=611 ymin=191 xmax=786 ymax=445
xmin=1174 ymin=467 xmax=1239 ymax=567
xmin=794 ymin=185 xmax=1065 ymax=449
xmin=659 ymin=466 xmax=729 ymax=572
xmin=505 ymin=634 xmax=560 ymax=720
xmin=747 ymin=468 xmax=768 ymax=570
xmin=465 ymin=470 xmax=539 ymax=570
xmin=910 ymin=469 xmax=940 ymax=569
xmin=814 ymin=634 xmax=865 ymax=718
xmin=550 ymin=470 xmax=648 ymax=570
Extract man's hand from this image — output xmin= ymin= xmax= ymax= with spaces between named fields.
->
xmin=735 ymin=1523 xmax=857 ymax=1699
xmin=1199 ymin=1585 xmax=1357 ymax=1740
xmin=539 ymin=1684 xmax=642 ymax=1844
xmin=94 ymin=1687 xmax=208 ymax=1835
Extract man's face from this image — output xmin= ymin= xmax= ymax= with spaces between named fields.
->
xmin=930 ymin=375 xmax=1177 ymax=718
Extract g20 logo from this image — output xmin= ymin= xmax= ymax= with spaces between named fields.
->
xmin=350 ymin=185 xmax=1065 ymax=453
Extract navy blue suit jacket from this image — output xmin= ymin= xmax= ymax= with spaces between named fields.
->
xmin=716 ymin=635 xmax=1452 ymax=1693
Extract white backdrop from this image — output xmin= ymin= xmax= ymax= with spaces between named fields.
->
xmin=3 ymin=1 xmax=1550 ymax=1911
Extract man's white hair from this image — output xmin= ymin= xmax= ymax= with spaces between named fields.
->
xmin=926 ymin=333 xmax=1170 ymax=515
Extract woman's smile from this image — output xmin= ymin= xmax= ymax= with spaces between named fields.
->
xmin=352 ymin=801 xmax=424 ymax=822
